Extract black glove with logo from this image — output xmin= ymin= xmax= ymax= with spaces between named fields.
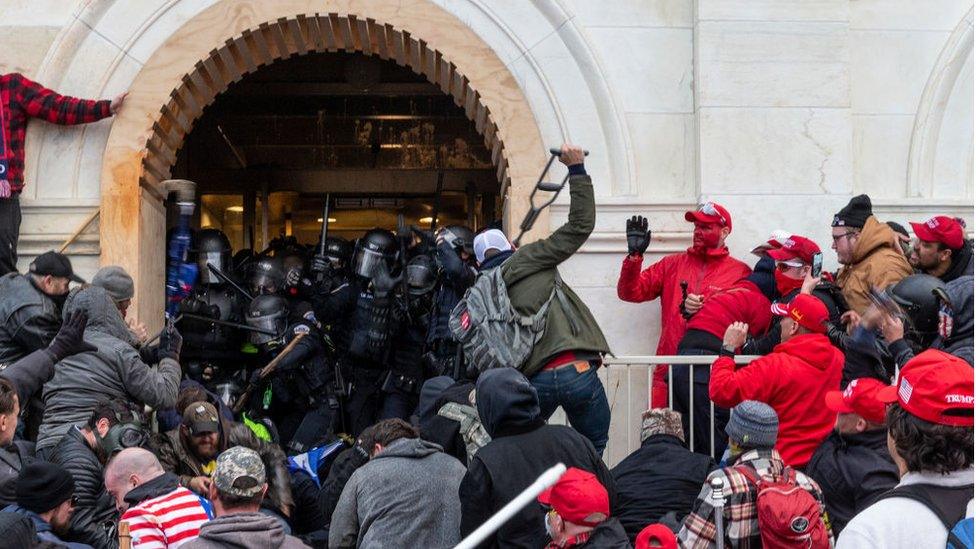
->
xmin=626 ymin=215 xmax=651 ymax=256
xmin=45 ymin=312 xmax=97 ymax=363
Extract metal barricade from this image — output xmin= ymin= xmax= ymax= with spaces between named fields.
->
xmin=597 ymin=355 xmax=758 ymax=463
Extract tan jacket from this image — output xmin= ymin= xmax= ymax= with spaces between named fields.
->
xmin=836 ymin=216 xmax=913 ymax=313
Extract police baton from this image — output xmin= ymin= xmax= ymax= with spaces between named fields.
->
xmin=233 ymin=332 xmax=308 ymax=414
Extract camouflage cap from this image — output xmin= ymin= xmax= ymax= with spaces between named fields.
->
xmin=640 ymin=408 xmax=684 ymax=443
xmin=213 ymin=446 xmax=266 ymax=498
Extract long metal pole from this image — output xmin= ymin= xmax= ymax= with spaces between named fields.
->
xmin=454 ymin=463 xmax=567 ymax=549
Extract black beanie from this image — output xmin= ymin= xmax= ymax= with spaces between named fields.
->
xmin=16 ymin=461 xmax=74 ymax=514
xmin=832 ymin=194 xmax=873 ymax=228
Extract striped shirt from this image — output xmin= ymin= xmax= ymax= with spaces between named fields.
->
xmin=121 ymin=486 xmax=213 ymax=549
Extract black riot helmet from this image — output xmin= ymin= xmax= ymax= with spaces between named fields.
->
xmin=246 ymin=294 xmax=289 ymax=347
xmin=248 ymin=255 xmax=285 ymax=296
xmin=193 ymin=229 xmax=232 ymax=285
xmin=885 ymin=274 xmax=949 ymax=348
xmin=440 ymin=225 xmax=474 ymax=257
xmin=323 ymin=237 xmax=353 ymax=272
xmin=405 ymin=255 xmax=437 ymax=296
xmin=352 ymin=228 xmax=398 ymax=279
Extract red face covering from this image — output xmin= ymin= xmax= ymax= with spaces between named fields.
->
xmin=692 ymin=223 xmax=724 ymax=252
xmin=775 ymin=268 xmax=804 ymax=296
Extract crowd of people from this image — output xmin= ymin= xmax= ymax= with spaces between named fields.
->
xmin=0 ymin=74 xmax=971 ymax=549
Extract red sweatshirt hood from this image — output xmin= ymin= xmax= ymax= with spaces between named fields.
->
xmin=773 ymin=333 xmax=841 ymax=371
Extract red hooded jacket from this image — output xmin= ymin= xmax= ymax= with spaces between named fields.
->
xmin=617 ymin=247 xmax=751 ymax=406
xmin=708 ymin=333 xmax=844 ymax=467
xmin=685 ymin=279 xmax=772 ymax=341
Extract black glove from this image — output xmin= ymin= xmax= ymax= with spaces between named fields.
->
xmin=138 ymin=344 xmax=160 ymax=365
xmin=45 ymin=312 xmax=97 ymax=363
xmin=370 ymin=262 xmax=402 ymax=299
xmin=626 ymin=215 xmax=651 ymax=256
xmin=285 ymin=267 xmax=302 ymax=288
xmin=248 ymin=368 xmax=263 ymax=385
xmin=310 ymin=255 xmax=330 ymax=275
xmin=158 ymin=325 xmax=183 ymax=362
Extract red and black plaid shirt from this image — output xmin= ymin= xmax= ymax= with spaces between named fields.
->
xmin=0 ymin=73 xmax=112 ymax=193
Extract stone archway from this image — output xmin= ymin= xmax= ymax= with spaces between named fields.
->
xmin=99 ymin=0 xmax=548 ymax=329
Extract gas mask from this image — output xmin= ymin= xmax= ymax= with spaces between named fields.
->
xmin=95 ymin=422 xmax=149 ymax=458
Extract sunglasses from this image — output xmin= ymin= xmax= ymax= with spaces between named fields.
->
xmin=697 ymin=202 xmax=727 ymax=226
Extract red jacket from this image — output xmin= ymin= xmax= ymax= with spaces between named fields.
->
xmin=0 ymin=73 xmax=111 ymax=192
xmin=709 ymin=333 xmax=844 ymax=467
xmin=618 ymin=247 xmax=751 ymax=406
xmin=685 ymin=279 xmax=772 ymax=341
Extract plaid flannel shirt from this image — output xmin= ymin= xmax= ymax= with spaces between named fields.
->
xmin=0 ymin=73 xmax=112 ymax=192
xmin=678 ymin=448 xmax=833 ymax=549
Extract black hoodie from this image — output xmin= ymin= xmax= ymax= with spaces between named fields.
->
xmin=459 ymin=369 xmax=615 ymax=549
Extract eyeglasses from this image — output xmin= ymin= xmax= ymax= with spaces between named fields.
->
xmin=831 ymin=231 xmax=858 ymax=243
xmin=698 ymin=202 xmax=727 ymax=226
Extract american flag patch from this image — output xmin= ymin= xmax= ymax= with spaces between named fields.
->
xmin=898 ymin=378 xmax=913 ymax=403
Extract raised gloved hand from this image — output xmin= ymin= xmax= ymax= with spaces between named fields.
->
xmin=45 ymin=312 xmax=97 ymax=363
xmin=626 ymin=215 xmax=651 ymax=256
xmin=158 ymin=325 xmax=183 ymax=362
xmin=370 ymin=261 xmax=402 ymax=298
xmin=309 ymin=255 xmax=330 ymax=275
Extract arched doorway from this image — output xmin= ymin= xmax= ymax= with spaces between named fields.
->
xmin=100 ymin=3 xmax=548 ymax=329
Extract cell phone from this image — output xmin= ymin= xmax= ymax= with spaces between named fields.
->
xmin=811 ymin=252 xmax=823 ymax=279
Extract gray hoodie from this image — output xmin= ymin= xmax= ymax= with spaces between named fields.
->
xmin=329 ymin=437 xmax=466 ymax=549
xmin=182 ymin=512 xmax=308 ymax=549
xmin=37 ymin=286 xmax=181 ymax=450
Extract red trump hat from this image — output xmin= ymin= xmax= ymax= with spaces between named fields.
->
xmin=771 ymin=294 xmax=829 ymax=334
xmin=825 ymin=378 xmax=889 ymax=424
xmin=537 ymin=467 xmax=609 ymax=527
xmin=910 ymin=216 xmax=965 ymax=251
xmin=878 ymin=349 xmax=974 ymax=427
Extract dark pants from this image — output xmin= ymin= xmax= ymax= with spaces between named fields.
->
xmin=671 ymin=348 xmax=729 ymax=461
xmin=380 ymin=388 xmax=418 ymax=423
xmin=345 ymin=368 xmax=386 ymax=436
xmin=530 ymin=363 xmax=610 ymax=455
xmin=0 ymin=196 xmax=21 ymax=275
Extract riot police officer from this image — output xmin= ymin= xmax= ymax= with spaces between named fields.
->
xmin=341 ymin=228 xmax=401 ymax=435
xmin=425 ymin=225 xmax=476 ymax=378
xmin=382 ymin=254 xmax=437 ymax=421
xmin=248 ymin=255 xmax=286 ymax=296
xmin=244 ymin=294 xmax=336 ymax=454
xmin=178 ymin=228 xmax=247 ymax=379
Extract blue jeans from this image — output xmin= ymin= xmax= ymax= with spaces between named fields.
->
xmin=530 ymin=364 xmax=610 ymax=455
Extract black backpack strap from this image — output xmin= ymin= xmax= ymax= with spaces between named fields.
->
xmin=878 ymin=483 xmax=974 ymax=530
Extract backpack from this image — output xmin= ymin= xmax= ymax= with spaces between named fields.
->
xmin=735 ymin=466 xmax=831 ymax=549
xmin=448 ymin=266 xmax=576 ymax=373
xmin=878 ymin=483 xmax=974 ymax=549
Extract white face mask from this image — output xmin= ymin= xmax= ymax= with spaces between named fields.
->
xmin=544 ymin=511 xmax=556 ymax=539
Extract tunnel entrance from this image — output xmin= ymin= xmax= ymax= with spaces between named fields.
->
xmin=170 ymin=51 xmax=501 ymax=249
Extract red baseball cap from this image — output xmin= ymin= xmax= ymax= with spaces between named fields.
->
xmin=635 ymin=524 xmax=678 ymax=549
xmin=825 ymin=378 xmax=889 ymax=424
xmin=910 ymin=216 xmax=965 ymax=250
xmin=771 ymin=294 xmax=829 ymax=334
xmin=537 ymin=467 xmax=609 ymax=526
xmin=878 ymin=349 xmax=974 ymax=427
xmin=768 ymin=235 xmax=822 ymax=265
xmin=685 ymin=202 xmax=732 ymax=231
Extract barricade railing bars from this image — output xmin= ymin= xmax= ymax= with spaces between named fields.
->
xmin=602 ymin=355 xmax=759 ymax=457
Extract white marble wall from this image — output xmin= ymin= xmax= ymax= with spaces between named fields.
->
xmin=0 ymin=0 xmax=971 ymax=357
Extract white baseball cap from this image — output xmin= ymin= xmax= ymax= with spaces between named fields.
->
xmin=473 ymin=229 xmax=513 ymax=263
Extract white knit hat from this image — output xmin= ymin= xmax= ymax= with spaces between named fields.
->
xmin=473 ymin=229 xmax=513 ymax=263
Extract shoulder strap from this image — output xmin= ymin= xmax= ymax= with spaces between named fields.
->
xmin=879 ymin=484 xmax=974 ymax=530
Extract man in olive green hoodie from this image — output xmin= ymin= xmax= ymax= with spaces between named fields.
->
xmin=472 ymin=143 xmax=612 ymax=454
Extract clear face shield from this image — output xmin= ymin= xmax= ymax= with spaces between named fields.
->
xmin=352 ymin=247 xmax=387 ymax=279
xmin=197 ymin=251 xmax=230 ymax=285
xmin=246 ymin=310 xmax=286 ymax=346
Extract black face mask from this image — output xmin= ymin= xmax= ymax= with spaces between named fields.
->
xmin=50 ymin=292 xmax=68 ymax=309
